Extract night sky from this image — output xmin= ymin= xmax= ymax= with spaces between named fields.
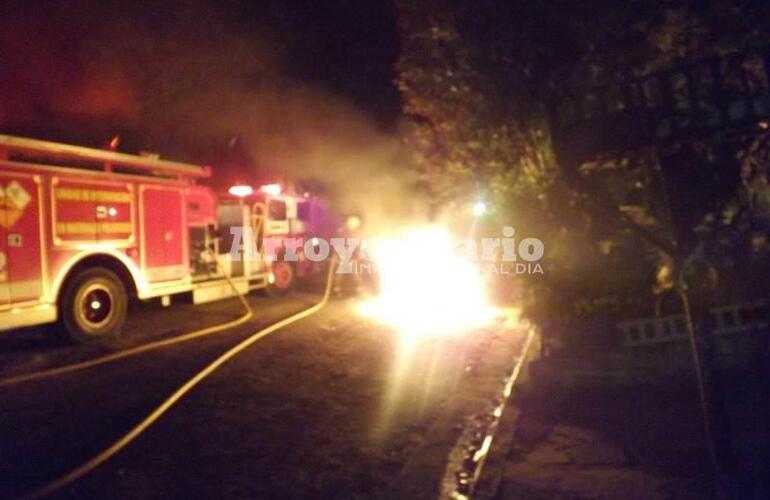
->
xmin=232 ymin=0 xmax=401 ymax=126
xmin=0 ymin=0 xmax=402 ymax=149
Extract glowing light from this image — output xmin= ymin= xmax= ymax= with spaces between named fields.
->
xmin=108 ymin=207 xmax=118 ymax=217
xmin=260 ymin=183 xmax=282 ymax=196
xmin=358 ymin=225 xmax=495 ymax=337
xmin=228 ymin=185 xmax=253 ymax=198
xmin=473 ymin=435 xmax=493 ymax=462
xmin=472 ymin=201 xmax=487 ymax=216
xmin=268 ymin=272 xmax=275 ymax=284
xmin=346 ymin=215 xmax=361 ymax=231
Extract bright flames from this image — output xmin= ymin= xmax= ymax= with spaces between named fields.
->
xmin=358 ymin=226 xmax=495 ymax=337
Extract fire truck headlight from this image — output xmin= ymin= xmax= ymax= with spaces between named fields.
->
xmin=268 ymin=272 xmax=276 ymax=284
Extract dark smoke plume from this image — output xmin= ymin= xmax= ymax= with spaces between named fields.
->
xmin=0 ymin=0 xmax=422 ymax=229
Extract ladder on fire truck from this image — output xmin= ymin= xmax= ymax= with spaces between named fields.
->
xmin=0 ymin=135 xmax=211 ymax=179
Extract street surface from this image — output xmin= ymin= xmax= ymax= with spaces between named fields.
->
xmin=0 ymin=291 xmax=526 ymax=499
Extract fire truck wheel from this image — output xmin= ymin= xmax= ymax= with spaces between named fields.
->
xmin=267 ymin=261 xmax=295 ymax=296
xmin=60 ymin=268 xmax=127 ymax=342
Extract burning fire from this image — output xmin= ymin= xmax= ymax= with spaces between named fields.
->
xmin=358 ymin=226 xmax=495 ymax=337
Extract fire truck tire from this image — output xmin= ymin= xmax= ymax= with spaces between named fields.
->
xmin=60 ymin=268 xmax=127 ymax=342
xmin=267 ymin=261 xmax=295 ymax=296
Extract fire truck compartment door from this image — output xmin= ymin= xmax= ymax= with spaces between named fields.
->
xmin=0 ymin=174 xmax=44 ymax=304
xmin=141 ymin=187 xmax=186 ymax=282
xmin=52 ymin=179 xmax=134 ymax=244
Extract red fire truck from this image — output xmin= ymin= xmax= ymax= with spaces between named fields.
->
xmin=217 ymin=184 xmax=335 ymax=293
xmin=0 ymin=135 xmax=330 ymax=342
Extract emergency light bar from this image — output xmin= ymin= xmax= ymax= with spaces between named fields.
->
xmin=228 ymin=185 xmax=254 ymax=197
xmin=260 ymin=183 xmax=282 ymax=196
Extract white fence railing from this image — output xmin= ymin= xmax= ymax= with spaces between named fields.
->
xmin=619 ymin=303 xmax=769 ymax=347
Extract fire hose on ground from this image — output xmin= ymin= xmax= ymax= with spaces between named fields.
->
xmin=20 ymin=258 xmax=337 ymax=499
xmin=0 ymin=260 xmax=258 ymax=389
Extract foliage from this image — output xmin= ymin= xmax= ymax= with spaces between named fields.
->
xmin=396 ymin=0 xmax=770 ymax=326
xmin=396 ymin=1 xmax=660 ymax=322
xmin=680 ymin=128 xmax=770 ymax=302
xmin=396 ymin=7 xmax=556 ymax=211
xmin=397 ymin=1 xmax=597 ymax=324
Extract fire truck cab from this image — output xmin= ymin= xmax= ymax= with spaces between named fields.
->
xmin=216 ymin=187 xmax=334 ymax=295
xmin=0 ymin=135 xmax=326 ymax=342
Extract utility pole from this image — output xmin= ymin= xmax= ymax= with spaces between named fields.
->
xmin=677 ymin=258 xmax=738 ymax=499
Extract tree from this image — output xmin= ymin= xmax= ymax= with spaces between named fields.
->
xmin=395 ymin=0 xmax=668 ymax=323
xmin=396 ymin=1 xmax=770 ymax=495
